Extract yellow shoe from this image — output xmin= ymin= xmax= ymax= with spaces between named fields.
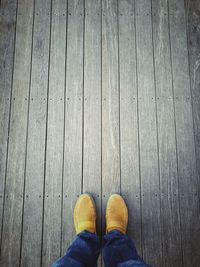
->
xmin=74 ymin=194 xmax=96 ymax=234
xmin=106 ymin=194 xmax=128 ymax=234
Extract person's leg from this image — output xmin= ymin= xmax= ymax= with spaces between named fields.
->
xmin=103 ymin=230 xmax=151 ymax=267
xmin=103 ymin=194 xmax=152 ymax=267
xmin=52 ymin=230 xmax=100 ymax=267
xmin=51 ymin=194 xmax=100 ymax=267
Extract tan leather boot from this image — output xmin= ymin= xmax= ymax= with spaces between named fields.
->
xmin=74 ymin=194 xmax=96 ymax=234
xmin=106 ymin=194 xmax=128 ymax=234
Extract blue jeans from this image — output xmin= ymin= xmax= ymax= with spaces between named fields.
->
xmin=51 ymin=230 xmax=152 ymax=267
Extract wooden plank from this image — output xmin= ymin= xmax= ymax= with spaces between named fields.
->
xmin=0 ymin=0 xmax=34 ymax=266
xmin=20 ymin=0 xmax=51 ymax=266
xmin=118 ymin=0 xmax=142 ymax=256
xmin=135 ymin=1 xmax=162 ymax=265
xmin=0 ymin=0 xmax=17 ymax=248
xmin=84 ymin=2 xmax=102 ymax=265
xmin=62 ymin=0 xmax=84 ymax=254
xmin=185 ymin=0 xmax=200 ymax=230
xmin=42 ymin=0 xmax=66 ymax=266
xmin=152 ymin=0 xmax=183 ymax=266
xmin=102 ymin=0 xmax=120 ymax=232
xmin=168 ymin=0 xmax=200 ymax=266
xmin=185 ymin=1 xmax=200 ymax=262
xmin=83 ymin=0 xmax=101 ymax=235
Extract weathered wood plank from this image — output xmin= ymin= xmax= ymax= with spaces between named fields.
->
xmin=42 ymin=0 xmax=66 ymax=266
xmin=118 ymin=0 xmax=142 ymax=256
xmin=62 ymin=0 xmax=84 ymax=254
xmin=0 ymin=0 xmax=17 ymax=248
xmin=84 ymin=2 xmax=102 ymax=265
xmin=135 ymin=0 xmax=162 ymax=265
xmin=102 ymin=0 xmax=120 ymax=232
xmin=0 ymin=0 xmax=34 ymax=266
xmin=83 ymin=0 xmax=101 ymax=235
xmin=168 ymin=0 xmax=200 ymax=266
xmin=20 ymin=0 xmax=51 ymax=266
xmin=152 ymin=0 xmax=183 ymax=266
xmin=185 ymin=0 xmax=200 ymax=231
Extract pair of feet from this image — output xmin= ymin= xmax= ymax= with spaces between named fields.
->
xmin=74 ymin=193 xmax=128 ymax=235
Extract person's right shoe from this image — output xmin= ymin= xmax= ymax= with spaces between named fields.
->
xmin=106 ymin=194 xmax=128 ymax=234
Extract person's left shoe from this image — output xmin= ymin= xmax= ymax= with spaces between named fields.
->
xmin=74 ymin=194 xmax=96 ymax=234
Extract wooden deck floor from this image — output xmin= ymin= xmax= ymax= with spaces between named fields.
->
xmin=0 ymin=0 xmax=200 ymax=266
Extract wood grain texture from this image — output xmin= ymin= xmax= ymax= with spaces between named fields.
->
xmin=0 ymin=0 xmax=34 ymax=266
xmin=135 ymin=0 xmax=162 ymax=265
xmin=83 ymin=0 xmax=101 ymax=235
xmin=21 ymin=0 xmax=51 ymax=266
xmin=168 ymin=0 xmax=200 ymax=266
xmin=102 ymin=0 xmax=120 ymax=232
xmin=62 ymin=0 xmax=84 ymax=254
xmin=42 ymin=0 xmax=66 ymax=266
xmin=118 ymin=0 xmax=142 ymax=256
xmin=152 ymin=0 xmax=183 ymax=266
xmin=185 ymin=0 xmax=200 ymax=226
xmin=0 ymin=0 xmax=17 ymax=249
